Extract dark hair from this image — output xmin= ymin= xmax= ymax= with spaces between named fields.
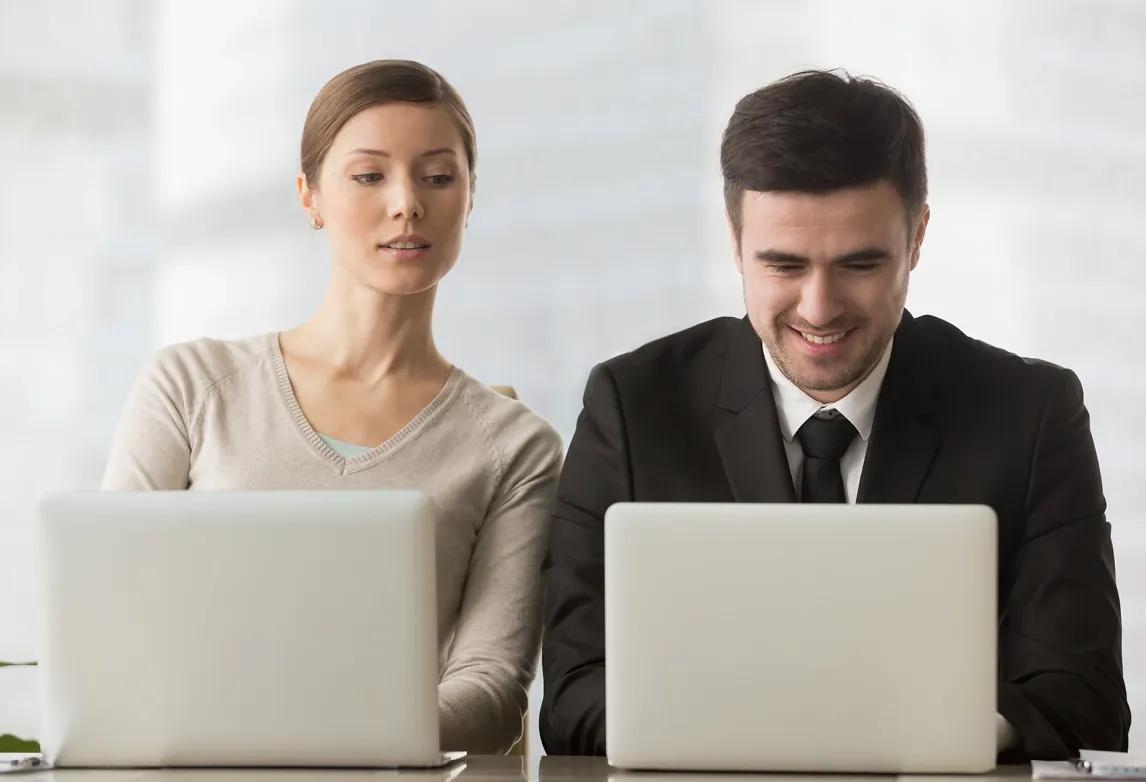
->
xmin=301 ymin=59 xmax=476 ymax=191
xmin=721 ymin=70 xmax=926 ymax=237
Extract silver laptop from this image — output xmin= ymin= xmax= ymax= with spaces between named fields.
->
xmin=36 ymin=490 xmax=464 ymax=768
xmin=605 ymin=503 xmax=996 ymax=773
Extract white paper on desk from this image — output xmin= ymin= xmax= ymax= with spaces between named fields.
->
xmin=1081 ymin=751 xmax=1146 ymax=765
xmin=0 ymin=754 xmax=46 ymax=775
xmin=1032 ymin=751 xmax=1146 ymax=780
xmin=1032 ymin=761 xmax=1088 ymax=779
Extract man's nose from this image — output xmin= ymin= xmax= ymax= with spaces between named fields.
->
xmin=795 ymin=269 xmax=845 ymax=329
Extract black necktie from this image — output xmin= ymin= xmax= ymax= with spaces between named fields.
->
xmin=796 ymin=412 xmax=858 ymax=503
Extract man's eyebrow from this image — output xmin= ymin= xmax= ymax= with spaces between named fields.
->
xmin=753 ymin=247 xmax=890 ymax=264
xmin=754 ymin=249 xmax=808 ymax=264
xmin=833 ymin=247 xmax=890 ymax=264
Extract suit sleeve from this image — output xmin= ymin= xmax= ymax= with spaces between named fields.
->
xmin=997 ymin=368 xmax=1131 ymax=760
xmin=539 ymin=363 xmax=631 ymax=756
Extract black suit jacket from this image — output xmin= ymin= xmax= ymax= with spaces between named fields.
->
xmin=540 ymin=312 xmax=1129 ymax=760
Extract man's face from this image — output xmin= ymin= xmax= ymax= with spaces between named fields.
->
xmin=733 ymin=180 xmax=928 ymax=403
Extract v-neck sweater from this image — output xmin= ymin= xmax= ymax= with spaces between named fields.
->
xmin=101 ymin=333 xmax=564 ymax=754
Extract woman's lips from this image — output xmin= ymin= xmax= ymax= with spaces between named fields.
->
xmin=377 ymin=241 xmax=431 ymax=261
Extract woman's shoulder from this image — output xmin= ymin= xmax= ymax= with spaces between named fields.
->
xmin=140 ymin=332 xmax=277 ymax=402
xmin=450 ymin=370 xmax=564 ymax=473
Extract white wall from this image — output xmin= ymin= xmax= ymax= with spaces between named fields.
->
xmin=1 ymin=0 xmax=1142 ymax=754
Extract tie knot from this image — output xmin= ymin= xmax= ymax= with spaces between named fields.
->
xmin=796 ymin=413 xmax=858 ymax=461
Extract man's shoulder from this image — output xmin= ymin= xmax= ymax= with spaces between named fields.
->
xmin=907 ymin=314 xmax=1078 ymax=391
xmin=599 ymin=316 xmax=739 ymax=381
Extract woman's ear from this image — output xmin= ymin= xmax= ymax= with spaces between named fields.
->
xmin=298 ymin=172 xmax=323 ymax=229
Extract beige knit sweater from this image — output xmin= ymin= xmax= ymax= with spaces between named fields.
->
xmin=101 ymin=333 xmax=563 ymax=754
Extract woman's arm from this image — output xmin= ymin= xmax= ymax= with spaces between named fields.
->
xmin=101 ymin=348 xmax=194 ymax=490
xmin=437 ymin=420 xmax=562 ymax=754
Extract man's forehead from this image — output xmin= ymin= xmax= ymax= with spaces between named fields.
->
xmin=740 ymin=183 xmax=908 ymax=245
xmin=742 ymin=182 xmax=903 ymax=228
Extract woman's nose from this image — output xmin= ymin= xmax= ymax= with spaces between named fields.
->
xmin=387 ymin=177 xmax=424 ymax=221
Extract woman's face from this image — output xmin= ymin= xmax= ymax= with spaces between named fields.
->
xmin=300 ymin=102 xmax=471 ymax=296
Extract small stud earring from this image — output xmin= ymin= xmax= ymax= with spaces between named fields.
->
xmin=310 ymin=215 xmax=324 ymax=230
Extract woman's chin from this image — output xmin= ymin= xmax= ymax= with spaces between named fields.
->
xmin=339 ymin=265 xmax=445 ymax=298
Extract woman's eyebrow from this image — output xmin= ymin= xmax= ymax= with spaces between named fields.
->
xmin=344 ymin=148 xmax=457 ymax=158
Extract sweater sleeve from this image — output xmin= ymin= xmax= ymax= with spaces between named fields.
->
xmin=101 ymin=347 xmax=195 ymax=490
xmin=437 ymin=412 xmax=563 ymax=753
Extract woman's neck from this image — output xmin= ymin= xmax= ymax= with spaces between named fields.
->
xmin=281 ymin=277 xmax=450 ymax=386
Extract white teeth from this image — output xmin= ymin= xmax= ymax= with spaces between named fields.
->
xmin=382 ymin=242 xmax=428 ymax=250
xmin=800 ymin=331 xmax=846 ymax=345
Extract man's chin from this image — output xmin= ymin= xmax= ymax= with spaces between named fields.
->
xmin=774 ymin=351 xmax=868 ymax=394
xmin=790 ymin=371 xmax=859 ymax=394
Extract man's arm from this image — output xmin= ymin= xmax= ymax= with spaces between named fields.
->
xmin=540 ymin=364 xmax=631 ymax=756
xmin=997 ymin=368 xmax=1131 ymax=760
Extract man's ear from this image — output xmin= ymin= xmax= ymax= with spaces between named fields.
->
xmin=909 ymin=204 xmax=930 ymax=271
xmin=727 ymin=211 xmax=744 ymax=275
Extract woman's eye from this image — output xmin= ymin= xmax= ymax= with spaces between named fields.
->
xmin=351 ymin=173 xmax=383 ymax=185
xmin=425 ymin=174 xmax=454 ymax=187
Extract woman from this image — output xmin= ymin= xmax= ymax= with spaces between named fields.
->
xmin=102 ymin=59 xmax=563 ymax=754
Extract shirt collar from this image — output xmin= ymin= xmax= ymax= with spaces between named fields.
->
xmin=762 ymin=337 xmax=894 ymax=443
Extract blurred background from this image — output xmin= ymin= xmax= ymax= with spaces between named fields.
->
xmin=1 ymin=0 xmax=1143 ymax=757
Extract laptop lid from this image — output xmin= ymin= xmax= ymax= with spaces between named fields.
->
xmin=36 ymin=490 xmax=443 ymax=768
xmin=604 ymin=502 xmax=996 ymax=773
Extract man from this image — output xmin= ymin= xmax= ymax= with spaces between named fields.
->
xmin=539 ymin=70 xmax=1130 ymax=761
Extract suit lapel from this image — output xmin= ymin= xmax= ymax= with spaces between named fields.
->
xmin=857 ymin=313 xmax=942 ymax=503
xmin=713 ymin=317 xmax=797 ymax=503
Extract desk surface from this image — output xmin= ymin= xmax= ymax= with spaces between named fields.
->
xmin=21 ymin=756 xmax=1031 ymax=782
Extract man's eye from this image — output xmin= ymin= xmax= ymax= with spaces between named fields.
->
xmin=845 ymin=263 xmax=879 ymax=272
xmin=768 ymin=264 xmax=802 ymax=273
xmin=351 ymin=173 xmax=383 ymax=185
xmin=425 ymin=174 xmax=454 ymax=187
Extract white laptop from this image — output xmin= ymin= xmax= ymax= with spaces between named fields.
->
xmin=605 ymin=503 xmax=997 ymax=773
xmin=35 ymin=490 xmax=464 ymax=768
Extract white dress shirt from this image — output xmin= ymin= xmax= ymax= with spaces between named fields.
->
xmin=761 ymin=336 xmax=1018 ymax=753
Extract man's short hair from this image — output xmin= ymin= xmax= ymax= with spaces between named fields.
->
xmin=721 ymin=70 xmax=928 ymax=238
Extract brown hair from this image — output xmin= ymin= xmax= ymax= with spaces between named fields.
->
xmin=300 ymin=59 xmax=477 ymax=191
xmin=721 ymin=70 xmax=927 ymax=238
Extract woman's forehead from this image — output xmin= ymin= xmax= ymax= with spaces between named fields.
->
xmin=330 ymin=103 xmax=465 ymax=158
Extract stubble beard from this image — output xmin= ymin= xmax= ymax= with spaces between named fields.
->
xmin=766 ymin=317 xmax=889 ymax=394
